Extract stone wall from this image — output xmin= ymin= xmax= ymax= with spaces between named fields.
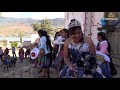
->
xmin=106 ymin=28 xmax=120 ymax=56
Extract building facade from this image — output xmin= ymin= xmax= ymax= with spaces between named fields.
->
xmin=64 ymin=12 xmax=120 ymax=58
xmin=64 ymin=12 xmax=104 ymax=45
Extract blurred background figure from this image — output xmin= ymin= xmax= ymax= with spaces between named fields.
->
xmin=18 ymin=47 xmax=24 ymax=63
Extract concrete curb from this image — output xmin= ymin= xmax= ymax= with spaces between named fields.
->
xmin=112 ymin=57 xmax=120 ymax=66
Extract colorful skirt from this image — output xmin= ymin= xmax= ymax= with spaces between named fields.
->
xmin=39 ymin=56 xmax=50 ymax=68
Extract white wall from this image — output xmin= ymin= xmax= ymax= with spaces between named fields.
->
xmin=91 ymin=12 xmax=104 ymax=46
xmin=64 ymin=12 xmax=104 ymax=45
xmin=31 ymin=34 xmax=39 ymax=43
xmin=64 ymin=12 xmax=85 ymax=32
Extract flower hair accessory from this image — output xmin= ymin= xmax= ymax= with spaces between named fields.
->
xmin=68 ymin=19 xmax=81 ymax=29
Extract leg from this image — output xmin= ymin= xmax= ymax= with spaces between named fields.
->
xmin=7 ymin=65 xmax=8 ymax=71
xmin=38 ymin=61 xmax=42 ymax=73
xmin=4 ymin=67 xmax=5 ymax=72
xmin=33 ymin=59 xmax=37 ymax=68
xmin=40 ymin=68 xmax=45 ymax=78
xmin=46 ymin=68 xmax=50 ymax=78
xmin=14 ymin=52 xmax=16 ymax=57
xmin=0 ymin=55 xmax=2 ymax=61
xmin=100 ymin=63 xmax=112 ymax=78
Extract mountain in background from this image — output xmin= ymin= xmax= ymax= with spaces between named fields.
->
xmin=0 ymin=17 xmax=64 ymax=37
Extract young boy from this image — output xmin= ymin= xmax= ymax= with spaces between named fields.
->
xmin=30 ymin=43 xmax=40 ymax=67
xmin=11 ymin=56 xmax=17 ymax=67
xmin=2 ymin=51 xmax=11 ymax=71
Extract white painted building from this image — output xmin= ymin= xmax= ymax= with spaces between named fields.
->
xmin=64 ymin=12 xmax=104 ymax=45
xmin=31 ymin=34 xmax=39 ymax=43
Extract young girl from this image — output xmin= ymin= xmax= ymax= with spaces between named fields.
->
xmin=2 ymin=51 xmax=10 ymax=71
xmin=96 ymin=32 xmax=117 ymax=77
xmin=38 ymin=49 xmax=49 ymax=78
xmin=52 ymin=32 xmax=60 ymax=67
xmin=19 ymin=48 xmax=24 ymax=63
xmin=59 ymin=19 xmax=102 ymax=78
xmin=30 ymin=43 xmax=39 ymax=66
xmin=37 ymin=30 xmax=52 ymax=78
xmin=53 ymin=29 xmax=68 ymax=76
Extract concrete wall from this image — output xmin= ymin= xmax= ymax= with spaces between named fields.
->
xmin=107 ymin=28 xmax=120 ymax=56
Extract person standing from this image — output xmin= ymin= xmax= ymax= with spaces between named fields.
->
xmin=53 ymin=29 xmax=68 ymax=76
xmin=12 ymin=47 xmax=16 ymax=57
xmin=30 ymin=43 xmax=39 ymax=66
xmin=18 ymin=48 xmax=24 ymax=63
xmin=4 ymin=48 xmax=9 ymax=55
xmin=0 ymin=47 xmax=3 ymax=61
xmin=37 ymin=30 xmax=52 ymax=78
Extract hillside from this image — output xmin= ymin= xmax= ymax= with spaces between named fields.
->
xmin=0 ymin=17 xmax=64 ymax=37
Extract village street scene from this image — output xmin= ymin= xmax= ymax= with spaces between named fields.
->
xmin=0 ymin=12 xmax=120 ymax=78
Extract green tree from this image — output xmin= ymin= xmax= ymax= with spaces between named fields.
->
xmin=31 ymin=22 xmax=41 ymax=31
xmin=31 ymin=18 xmax=53 ymax=35
xmin=0 ymin=40 xmax=7 ymax=48
xmin=11 ymin=41 xmax=18 ymax=47
xmin=41 ymin=18 xmax=53 ymax=34
xmin=20 ymin=32 xmax=22 ymax=43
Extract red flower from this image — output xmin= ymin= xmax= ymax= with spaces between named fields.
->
xmin=31 ymin=52 xmax=35 ymax=57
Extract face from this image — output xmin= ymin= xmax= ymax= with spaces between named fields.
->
xmin=70 ymin=28 xmax=83 ymax=43
xmin=31 ymin=45 xmax=34 ymax=49
xmin=97 ymin=35 xmax=102 ymax=41
xmin=60 ymin=30 xmax=67 ymax=38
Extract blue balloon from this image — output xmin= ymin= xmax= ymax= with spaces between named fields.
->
xmin=100 ymin=19 xmax=106 ymax=27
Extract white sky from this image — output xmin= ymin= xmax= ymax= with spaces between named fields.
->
xmin=2 ymin=12 xmax=64 ymax=20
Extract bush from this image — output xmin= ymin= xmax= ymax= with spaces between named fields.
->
xmin=11 ymin=41 xmax=18 ymax=47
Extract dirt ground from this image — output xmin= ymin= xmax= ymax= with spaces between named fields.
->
xmin=0 ymin=49 xmax=119 ymax=78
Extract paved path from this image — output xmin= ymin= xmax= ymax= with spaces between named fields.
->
xmin=0 ymin=57 xmax=119 ymax=78
xmin=0 ymin=58 xmax=57 ymax=78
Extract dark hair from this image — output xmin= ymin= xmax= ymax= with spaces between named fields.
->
xmin=60 ymin=28 xmax=69 ymax=38
xmin=38 ymin=29 xmax=44 ymax=37
xmin=97 ymin=32 xmax=106 ymax=41
xmin=97 ymin=32 xmax=111 ymax=54
xmin=54 ymin=32 xmax=60 ymax=40
xmin=38 ymin=29 xmax=52 ymax=53
xmin=43 ymin=30 xmax=53 ymax=54
xmin=68 ymin=26 xmax=83 ymax=36
xmin=62 ymin=28 xmax=68 ymax=33
xmin=68 ymin=26 xmax=83 ymax=41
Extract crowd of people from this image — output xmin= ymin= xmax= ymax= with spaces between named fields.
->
xmin=0 ymin=46 xmax=31 ymax=71
xmin=0 ymin=18 xmax=117 ymax=78
xmin=29 ymin=19 xmax=117 ymax=78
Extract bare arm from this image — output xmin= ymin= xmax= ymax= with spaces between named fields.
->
xmin=64 ymin=39 xmax=72 ymax=66
xmin=35 ymin=38 xmax=40 ymax=44
xmin=84 ymin=37 xmax=96 ymax=56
